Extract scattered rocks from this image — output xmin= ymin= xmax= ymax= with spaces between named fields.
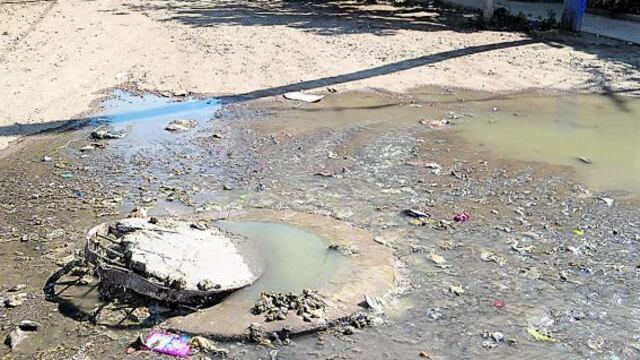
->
xmin=252 ymin=290 xmax=327 ymax=322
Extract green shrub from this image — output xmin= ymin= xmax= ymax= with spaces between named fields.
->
xmin=588 ymin=0 xmax=640 ymax=14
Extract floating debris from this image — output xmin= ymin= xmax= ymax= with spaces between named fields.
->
xmin=90 ymin=128 xmax=126 ymax=140
xmin=165 ymin=119 xmax=198 ymax=132
xmin=283 ymin=92 xmax=324 ymax=103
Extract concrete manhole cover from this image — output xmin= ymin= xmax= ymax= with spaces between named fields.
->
xmin=85 ymin=217 xmax=265 ymax=304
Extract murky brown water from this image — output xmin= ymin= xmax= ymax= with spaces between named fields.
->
xmin=2 ymin=86 xmax=640 ymax=359
xmin=460 ymin=92 xmax=640 ymax=194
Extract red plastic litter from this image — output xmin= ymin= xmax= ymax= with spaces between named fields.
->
xmin=493 ymin=299 xmax=505 ymax=309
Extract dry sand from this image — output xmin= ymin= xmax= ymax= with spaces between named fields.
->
xmin=1 ymin=0 xmax=638 ymax=149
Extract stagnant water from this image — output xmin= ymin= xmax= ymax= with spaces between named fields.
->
xmin=216 ymin=221 xmax=341 ymax=305
xmin=4 ymin=86 xmax=640 ymax=359
xmin=259 ymin=88 xmax=640 ymax=195
xmin=459 ymin=92 xmax=640 ymax=194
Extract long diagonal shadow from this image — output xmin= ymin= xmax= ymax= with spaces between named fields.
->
xmin=220 ymin=38 xmax=537 ymax=102
xmin=0 ymin=38 xmax=537 ymax=138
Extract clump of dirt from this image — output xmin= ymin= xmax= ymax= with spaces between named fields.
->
xmin=252 ymin=290 xmax=328 ymax=322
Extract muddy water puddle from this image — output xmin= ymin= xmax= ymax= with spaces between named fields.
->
xmin=3 ymin=85 xmax=640 ymax=359
xmin=259 ymin=88 xmax=640 ymax=195
xmin=216 ymin=221 xmax=341 ymax=305
xmin=459 ymin=92 xmax=640 ymax=194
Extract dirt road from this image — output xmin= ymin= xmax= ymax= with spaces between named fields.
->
xmin=1 ymin=0 xmax=639 ymax=149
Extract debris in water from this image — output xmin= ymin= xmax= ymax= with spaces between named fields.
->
xmin=165 ymin=119 xmax=198 ymax=132
xmin=90 ymin=128 xmax=126 ymax=140
xmin=576 ymin=156 xmax=592 ymax=165
xmin=429 ymin=251 xmax=448 ymax=267
xmin=190 ymin=336 xmax=228 ymax=355
xmin=283 ymin=92 xmax=324 ymax=103
xmin=453 ymin=211 xmax=470 ymax=223
xmin=597 ymin=197 xmax=614 ymax=207
xmin=419 ymin=119 xmax=450 ymax=128
xmin=527 ymin=326 xmax=558 ymax=343
xmin=86 ymin=217 xmax=263 ymax=304
xmin=402 ymin=209 xmax=430 ymax=219
xmin=247 ymin=323 xmax=271 ymax=345
xmin=481 ymin=250 xmax=506 ymax=266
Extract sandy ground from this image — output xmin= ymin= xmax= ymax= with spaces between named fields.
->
xmin=1 ymin=0 xmax=639 ymax=149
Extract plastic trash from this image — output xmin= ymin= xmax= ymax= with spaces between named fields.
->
xmin=142 ymin=331 xmax=191 ymax=357
xmin=453 ymin=211 xmax=470 ymax=222
xmin=283 ymin=92 xmax=324 ymax=103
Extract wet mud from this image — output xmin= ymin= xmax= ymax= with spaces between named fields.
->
xmin=1 ymin=87 xmax=640 ymax=359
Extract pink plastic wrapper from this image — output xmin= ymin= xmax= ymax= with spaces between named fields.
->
xmin=143 ymin=331 xmax=192 ymax=358
xmin=453 ymin=211 xmax=470 ymax=223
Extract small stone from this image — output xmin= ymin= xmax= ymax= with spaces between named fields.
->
xmin=7 ymin=284 xmax=26 ymax=292
xmin=18 ymin=320 xmax=40 ymax=331
xmin=165 ymin=119 xmax=198 ymax=132
xmin=223 ymin=184 xmax=233 ymax=190
xmin=490 ymin=331 xmax=505 ymax=343
xmin=127 ymin=207 xmax=147 ymax=218
xmin=42 ymin=156 xmax=52 ymax=162
xmin=342 ymin=325 xmax=355 ymax=335
xmin=4 ymin=327 xmax=26 ymax=350
xmin=373 ymin=236 xmax=386 ymax=245
xmin=45 ymin=229 xmax=65 ymax=240
xmin=91 ymin=128 xmax=126 ymax=140
xmin=449 ymin=284 xmax=465 ymax=296
xmin=482 ymin=340 xmax=498 ymax=349
xmin=5 ymin=293 xmax=27 ymax=308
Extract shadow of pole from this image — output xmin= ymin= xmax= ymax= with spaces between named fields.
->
xmin=220 ymin=38 xmax=538 ymax=102
xmin=0 ymin=38 xmax=537 ymax=138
